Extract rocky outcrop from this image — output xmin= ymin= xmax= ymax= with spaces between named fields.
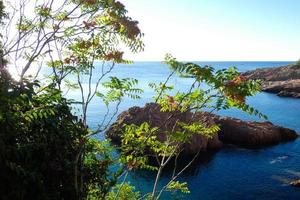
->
xmin=106 ymin=103 xmax=223 ymax=155
xmin=243 ymin=64 xmax=300 ymax=98
xmin=215 ymin=117 xmax=298 ymax=147
xmin=261 ymin=80 xmax=300 ymax=98
xmin=106 ymin=103 xmax=298 ymax=154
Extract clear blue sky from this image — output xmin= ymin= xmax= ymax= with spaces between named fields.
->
xmin=121 ymin=0 xmax=300 ymax=61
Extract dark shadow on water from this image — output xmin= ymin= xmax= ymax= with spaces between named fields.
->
xmin=131 ymin=150 xmax=219 ymax=179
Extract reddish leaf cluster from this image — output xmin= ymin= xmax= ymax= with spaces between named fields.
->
xmin=111 ymin=1 xmax=125 ymax=10
xmin=119 ymin=18 xmax=141 ymax=39
xmin=167 ymin=95 xmax=179 ymax=109
xmin=83 ymin=0 xmax=97 ymax=6
xmin=103 ymin=51 xmax=124 ymax=61
xmin=226 ymin=75 xmax=247 ymax=87
xmin=108 ymin=11 xmax=141 ymax=40
xmin=224 ymin=75 xmax=247 ymax=104
xmin=83 ymin=20 xmax=96 ymax=30
xmin=64 ymin=55 xmax=80 ymax=64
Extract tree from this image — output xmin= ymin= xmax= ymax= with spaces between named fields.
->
xmin=3 ymin=0 xmax=143 ymax=79
xmin=1 ymin=0 xmax=143 ymax=199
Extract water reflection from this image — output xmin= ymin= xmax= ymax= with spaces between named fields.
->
xmin=130 ymin=150 xmax=219 ymax=181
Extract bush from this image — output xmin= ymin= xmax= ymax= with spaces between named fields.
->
xmin=0 ymin=68 xmax=116 ymax=199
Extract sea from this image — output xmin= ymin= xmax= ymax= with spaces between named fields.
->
xmin=64 ymin=61 xmax=300 ymax=200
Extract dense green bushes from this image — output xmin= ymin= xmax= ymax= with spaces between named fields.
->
xmin=0 ymin=68 xmax=118 ymax=199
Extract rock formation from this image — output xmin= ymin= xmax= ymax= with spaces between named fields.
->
xmin=106 ymin=103 xmax=223 ymax=155
xmin=243 ymin=64 xmax=300 ymax=98
xmin=106 ymin=103 xmax=298 ymax=154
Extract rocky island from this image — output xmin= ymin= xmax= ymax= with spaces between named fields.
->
xmin=244 ymin=63 xmax=300 ymax=98
xmin=106 ymin=103 xmax=298 ymax=155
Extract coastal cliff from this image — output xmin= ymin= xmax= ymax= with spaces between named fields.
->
xmin=106 ymin=103 xmax=298 ymax=155
xmin=243 ymin=63 xmax=300 ymax=98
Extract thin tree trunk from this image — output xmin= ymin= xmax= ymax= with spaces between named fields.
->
xmin=151 ymin=166 xmax=163 ymax=200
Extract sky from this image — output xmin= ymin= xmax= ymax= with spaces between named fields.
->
xmin=120 ymin=0 xmax=300 ymax=61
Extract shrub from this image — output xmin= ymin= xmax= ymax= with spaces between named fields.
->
xmin=0 ymin=68 xmax=116 ymax=199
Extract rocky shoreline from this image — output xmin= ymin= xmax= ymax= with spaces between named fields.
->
xmin=243 ymin=63 xmax=300 ymax=98
xmin=106 ymin=103 xmax=298 ymax=155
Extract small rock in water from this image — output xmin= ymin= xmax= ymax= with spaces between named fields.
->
xmin=290 ymin=179 xmax=300 ymax=187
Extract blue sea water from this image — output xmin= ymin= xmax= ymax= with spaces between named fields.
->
xmin=65 ymin=61 xmax=300 ymax=200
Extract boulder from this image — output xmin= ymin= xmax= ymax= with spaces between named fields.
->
xmin=214 ymin=117 xmax=298 ymax=147
xmin=106 ymin=103 xmax=298 ymax=154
